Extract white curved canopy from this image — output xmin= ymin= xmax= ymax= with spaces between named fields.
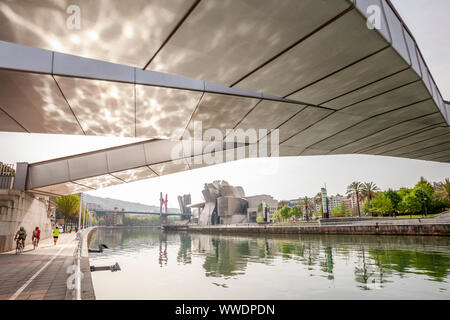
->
xmin=1 ymin=0 xmax=449 ymax=195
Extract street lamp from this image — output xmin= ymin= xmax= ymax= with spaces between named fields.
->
xmin=78 ymin=193 xmax=82 ymax=231
xmin=421 ymin=186 xmax=428 ymax=217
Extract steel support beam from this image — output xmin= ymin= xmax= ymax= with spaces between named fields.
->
xmin=26 ymin=139 xmax=247 ymax=195
xmin=0 ymin=40 xmax=322 ymax=109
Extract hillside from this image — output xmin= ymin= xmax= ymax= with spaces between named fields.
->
xmin=83 ymin=194 xmax=180 ymax=213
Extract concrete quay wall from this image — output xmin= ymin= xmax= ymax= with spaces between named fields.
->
xmin=81 ymin=227 xmax=98 ymax=300
xmin=183 ymin=223 xmax=450 ymax=236
xmin=0 ymin=190 xmax=54 ymax=252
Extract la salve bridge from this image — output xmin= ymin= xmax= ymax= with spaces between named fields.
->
xmin=92 ymin=209 xmax=192 ymax=217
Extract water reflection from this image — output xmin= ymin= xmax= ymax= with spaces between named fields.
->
xmin=177 ymin=232 xmax=192 ymax=265
xmin=354 ymin=247 xmax=377 ymax=290
xmin=203 ymin=237 xmax=249 ymax=277
xmin=89 ymin=228 xmax=450 ymax=299
xmin=159 ymin=231 xmax=168 ymax=267
xmin=321 ymin=246 xmax=334 ymax=281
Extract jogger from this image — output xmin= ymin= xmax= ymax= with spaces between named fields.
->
xmin=53 ymin=226 xmax=60 ymax=245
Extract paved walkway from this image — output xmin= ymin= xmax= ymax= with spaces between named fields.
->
xmin=0 ymin=233 xmax=77 ymax=300
xmin=432 ymin=211 xmax=450 ymax=222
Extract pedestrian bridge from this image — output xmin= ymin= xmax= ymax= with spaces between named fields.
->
xmin=93 ymin=210 xmax=192 ymax=217
xmin=1 ymin=0 xmax=449 ymax=196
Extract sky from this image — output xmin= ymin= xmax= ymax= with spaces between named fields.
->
xmin=1 ymin=0 xmax=449 ymax=207
xmin=391 ymin=0 xmax=450 ymax=99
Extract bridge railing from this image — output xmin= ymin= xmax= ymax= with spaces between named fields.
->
xmin=0 ymin=163 xmax=15 ymax=189
xmin=72 ymin=227 xmax=91 ymax=300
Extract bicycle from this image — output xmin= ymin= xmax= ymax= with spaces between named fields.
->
xmin=15 ymin=239 xmax=24 ymax=255
xmin=33 ymin=237 xmax=38 ymax=250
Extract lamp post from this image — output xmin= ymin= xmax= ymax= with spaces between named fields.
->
xmin=78 ymin=193 xmax=82 ymax=230
xmin=82 ymin=203 xmax=86 ymax=229
xmin=76 ymin=193 xmax=82 ymax=300
xmin=421 ymin=186 xmax=428 ymax=217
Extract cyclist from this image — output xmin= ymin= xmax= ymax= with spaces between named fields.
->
xmin=14 ymin=227 xmax=27 ymax=249
xmin=32 ymin=226 xmax=41 ymax=248
xmin=53 ymin=226 xmax=60 ymax=245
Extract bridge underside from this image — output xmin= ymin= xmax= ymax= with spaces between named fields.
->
xmin=1 ymin=0 xmax=449 ymax=195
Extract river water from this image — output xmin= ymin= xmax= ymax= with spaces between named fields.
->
xmin=88 ymin=227 xmax=450 ymax=299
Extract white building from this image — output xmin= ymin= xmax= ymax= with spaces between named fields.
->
xmin=246 ymin=195 xmax=278 ymax=222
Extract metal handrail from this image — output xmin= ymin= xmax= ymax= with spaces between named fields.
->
xmin=74 ymin=228 xmax=90 ymax=300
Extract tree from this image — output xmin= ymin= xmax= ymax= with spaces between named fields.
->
xmin=346 ymin=182 xmax=363 ymax=217
xmin=398 ymin=192 xmax=422 ymax=214
xmin=123 ymin=214 xmax=160 ymax=226
xmin=361 ymin=182 xmax=380 ymax=201
xmin=440 ymin=178 xmax=450 ymax=200
xmin=291 ymin=206 xmax=302 ymax=220
xmin=315 ymin=208 xmax=323 ymax=217
xmin=385 ymin=189 xmax=401 ymax=212
xmin=55 ymin=194 xmax=80 ymax=230
xmin=87 ymin=215 xmax=98 ymax=226
xmin=430 ymin=178 xmax=450 ymax=213
xmin=430 ymin=197 xmax=450 ymax=213
xmin=412 ymin=189 xmax=430 ymax=216
xmin=413 ymin=178 xmax=434 ymax=216
xmin=279 ymin=205 xmax=292 ymax=221
xmin=362 ymin=199 xmax=371 ymax=215
xmin=82 ymin=209 xmax=97 ymax=226
xmin=332 ymin=203 xmax=349 ymax=217
xmin=397 ymin=188 xmax=411 ymax=198
xmin=414 ymin=177 xmax=434 ymax=197
xmin=301 ymin=196 xmax=314 ymax=218
xmin=278 ymin=200 xmax=288 ymax=209
xmin=369 ymin=193 xmax=394 ymax=216
xmin=272 ymin=210 xmax=281 ymax=223
xmin=314 ymin=192 xmax=323 ymax=211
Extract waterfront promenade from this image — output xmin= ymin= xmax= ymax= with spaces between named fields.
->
xmin=0 ymin=233 xmax=78 ymax=300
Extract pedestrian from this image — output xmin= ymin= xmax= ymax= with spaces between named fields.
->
xmin=53 ymin=225 xmax=60 ymax=245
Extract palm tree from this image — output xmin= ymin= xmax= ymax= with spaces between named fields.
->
xmin=314 ymin=192 xmax=323 ymax=212
xmin=361 ymin=182 xmax=380 ymax=201
xmin=278 ymin=200 xmax=288 ymax=209
xmin=346 ymin=182 xmax=363 ymax=217
xmin=301 ymin=196 xmax=314 ymax=218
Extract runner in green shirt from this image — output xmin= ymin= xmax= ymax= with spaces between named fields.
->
xmin=53 ymin=226 xmax=60 ymax=245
